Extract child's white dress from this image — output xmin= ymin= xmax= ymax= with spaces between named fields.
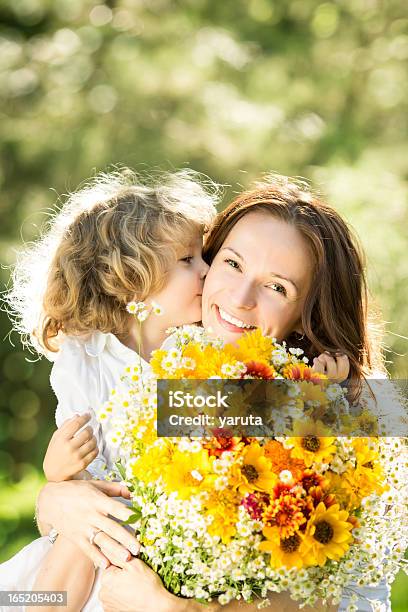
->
xmin=0 ymin=331 xmax=145 ymax=612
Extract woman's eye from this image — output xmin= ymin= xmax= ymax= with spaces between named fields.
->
xmin=225 ymin=258 xmax=241 ymax=271
xmin=267 ymin=282 xmax=287 ymax=296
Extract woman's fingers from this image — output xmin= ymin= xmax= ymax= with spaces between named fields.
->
xmin=313 ymin=352 xmax=349 ymax=382
xmin=71 ymin=425 xmax=94 ymax=448
xmin=335 ymin=353 xmax=350 ymax=381
xmin=94 ymin=514 xmax=140 ymax=557
xmin=321 ymin=353 xmax=338 ymax=379
xmin=95 ymin=491 xmax=135 ymax=522
xmin=93 ymin=531 xmax=133 ymax=567
xmin=80 ymin=538 xmax=110 ymax=569
xmin=91 ymin=479 xmax=132 ymax=500
xmin=312 ymin=357 xmax=326 ymax=374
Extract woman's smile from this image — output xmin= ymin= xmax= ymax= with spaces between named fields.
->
xmin=214 ymin=304 xmax=256 ymax=333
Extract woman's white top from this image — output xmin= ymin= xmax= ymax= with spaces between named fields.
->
xmin=50 ymin=330 xmax=148 ymax=479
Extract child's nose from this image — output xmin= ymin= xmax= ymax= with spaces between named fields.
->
xmin=200 ymin=260 xmax=210 ymax=279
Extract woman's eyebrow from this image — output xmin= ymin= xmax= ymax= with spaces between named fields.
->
xmin=220 ymin=246 xmax=243 ymax=260
xmin=222 ymin=247 xmax=298 ymax=293
xmin=268 ymin=273 xmax=298 ymax=294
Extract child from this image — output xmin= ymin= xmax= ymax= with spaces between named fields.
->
xmin=3 ymin=168 xmax=219 ymax=612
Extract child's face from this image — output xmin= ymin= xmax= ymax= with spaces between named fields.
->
xmin=148 ymin=232 xmax=208 ymax=328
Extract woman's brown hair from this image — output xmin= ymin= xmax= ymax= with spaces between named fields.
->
xmin=203 ymin=174 xmax=385 ymax=396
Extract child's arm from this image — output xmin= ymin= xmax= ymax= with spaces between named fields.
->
xmin=312 ymin=351 xmax=350 ymax=383
xmin=27 ymin=535 xmax=95 ymax=612
xmin=43 ymin=413 xmax=98 ymax=482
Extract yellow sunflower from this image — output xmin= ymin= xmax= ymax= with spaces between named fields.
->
xmin=230 ymin=443 xmax=276 ymax=495
xmin=288 ymin=419 xmax=336 ymax=467
xmin=259 ymin=525 xmax=309 ymax=569
xmin=162 ymin=449 xmax=213 ymax=499
xmin=302 ymin=502 xmax=353 ymax=566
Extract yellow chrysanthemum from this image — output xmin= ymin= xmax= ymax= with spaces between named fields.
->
xmin=162 ymin=449 xmax=213 ymax=499
xmin=198 ymin=345 xmax=241 ymax=378
xmin=302 ymin=502 xmax=353 ymax=566
xmin=327 ymin=438 xmax=385 ymax=510
xmin=259 ymin=526 xmax=309 ymax=569
xmin=230 ymin=443 xmax=276 ymax=495
xmin=234 ymin=328 xmax=276 ymax=362
xmin=150 ymin=349 xmax=168 ymax=378
xmin=205 ymin=488 xmax=241 ymax=544
xmin=288 ymin=420 xmax=336 ymax=467
xmin=131 ymin=439 xmax=175 ymax=483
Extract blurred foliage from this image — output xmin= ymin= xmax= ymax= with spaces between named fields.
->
xmin=0 ymin=0 xmax=406 ymax=604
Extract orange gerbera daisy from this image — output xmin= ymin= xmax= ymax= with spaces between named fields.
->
xmin=283 ymin=362 xmax=326 ymax=385
xmin=242 ymin=360 xmax=276 ymax=379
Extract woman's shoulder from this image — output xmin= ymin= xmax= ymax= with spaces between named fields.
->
xmin=361 ymin=373 xmax=408 ymax=437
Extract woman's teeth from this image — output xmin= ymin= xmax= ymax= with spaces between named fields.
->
xmin=218 ymin=307 xmax=255 ymax=329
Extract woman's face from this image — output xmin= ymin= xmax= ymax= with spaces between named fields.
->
xmin=202 ymin=211 xmax=314 ymax=344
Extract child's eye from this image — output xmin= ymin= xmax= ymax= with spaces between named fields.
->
xmin=224 ymin=258 xmax=241 ymax=271
xmin=180 ymin=256 xmax=193 ymax=264
xmin=266 ymin=282 xmax=287 ymax=296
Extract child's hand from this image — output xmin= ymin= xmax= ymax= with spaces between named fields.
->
xmin=312 ymin=351 xmax=350 ymax=383
xmin=43 ymin=413 xmax=99 ymax=482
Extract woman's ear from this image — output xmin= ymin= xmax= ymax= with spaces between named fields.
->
xmin=293 ymin=327 xmax=305 ymax=340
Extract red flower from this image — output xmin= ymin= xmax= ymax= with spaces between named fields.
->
xmin=241 ymin=492 xmax=270 ymax=520
xmin=204 ymin=431 xmax=243 ymax=457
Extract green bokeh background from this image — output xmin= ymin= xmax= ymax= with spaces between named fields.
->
xmin=0 ymin=0 xmax=407 ymax=607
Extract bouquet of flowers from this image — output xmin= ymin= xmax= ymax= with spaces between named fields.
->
xmin=97 ymin=321 xmax=407 ymax=609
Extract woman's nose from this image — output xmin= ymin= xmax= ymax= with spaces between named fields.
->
xmin=229 ymin=281 xmax=256 ymax=309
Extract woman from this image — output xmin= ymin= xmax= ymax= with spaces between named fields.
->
xmin=32 ymin=175 xmax=390 ymax=611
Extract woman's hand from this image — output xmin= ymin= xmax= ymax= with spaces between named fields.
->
xmin=312 ymin=351 xmax=350 ymax=383
xmin=99 ymin=558 xmax=220 ymax=612
xmin=36 ymin=479 xmax=140 ymax=568
xmin=43 ymin=413 xmax=98 ymax=481
xmin=98 ymin=558 xmax=337 ymax=612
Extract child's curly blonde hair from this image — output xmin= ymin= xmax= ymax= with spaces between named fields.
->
xmin=7 ymin=168 xmax=220 ymax=355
